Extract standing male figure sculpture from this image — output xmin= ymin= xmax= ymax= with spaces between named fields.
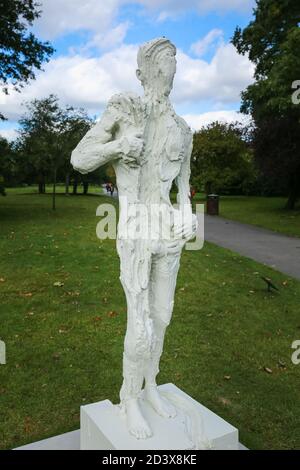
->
xmin=71 ymin=38 xmax=197 ymax=439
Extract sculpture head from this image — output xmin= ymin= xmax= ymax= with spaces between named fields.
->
xmin=136 ymin=37 xmax=177 ymax=98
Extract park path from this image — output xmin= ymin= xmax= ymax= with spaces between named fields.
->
xmin=204 ymin=215 xmax=300 ymax=280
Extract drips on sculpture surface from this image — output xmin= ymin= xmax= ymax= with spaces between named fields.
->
xmin=71 ymin=37 xmax=197 ymax=439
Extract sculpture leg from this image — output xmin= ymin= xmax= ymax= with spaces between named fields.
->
xmin=144 ymin=252 xmax=181 ymax=418
xmin=118 ymin=242 xmax=153 ymax=438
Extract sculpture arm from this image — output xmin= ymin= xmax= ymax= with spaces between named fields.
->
xmin=71 ymin=102 xmax=121 ymax=174
xmin=173 ymin=133 xmax=197 ymax=242
xmin=176 ymin=134 xmax=193 ymax=210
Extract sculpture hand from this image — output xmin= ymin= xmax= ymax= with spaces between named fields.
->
xmin=165 ymin=239 xmax=185 ymax=254
xmin=119 ymin=133 xmax=144 ymax=167
xmin=173 ymin=213 xmax=198 ymax=241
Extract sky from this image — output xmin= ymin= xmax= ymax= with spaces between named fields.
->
xmin=0 ymin=0 xmax=256 ymax=141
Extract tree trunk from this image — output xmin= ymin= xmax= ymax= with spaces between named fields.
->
xmin=286 ymin=188 xmax=299 ymax=210
xmin=65 ymin=173 xmax=70 ymax=195
xmin=205 ymin=181 xmax=212 ymax=195
xmin=73 ymin=175 xmax=78 ymax=195
xmin=52 ymin=167 xmax=57 ymax=211
xmin=38 ymin=177 xmax=46 ymax=194
xmin=83 ymin=181 xmax=89 ymax=195
xmin=285 ymin=174 xmax=300 ymax=210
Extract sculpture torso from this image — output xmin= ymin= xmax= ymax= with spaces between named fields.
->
xmin=110 ymin=93 xmax=192 ymax=241
xmin=139 ymin=99 xmax=188 ymax=206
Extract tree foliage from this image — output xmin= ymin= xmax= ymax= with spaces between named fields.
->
xmin=191 ymin=122 xmax=257 ymax=195
xmin=0 ymin=0 xmax=54 ymax=119
xmin=232 ymin=0 xmax=300 ymax=208
xmin=18 ymin=95 xmax=93 ymax=198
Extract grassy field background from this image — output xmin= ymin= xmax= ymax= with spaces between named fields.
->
xmin=0 ymin=189 xmax=300 ymax=449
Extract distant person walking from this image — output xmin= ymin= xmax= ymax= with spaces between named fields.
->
xmin=190 ymin=186 xmax=196 ymax=200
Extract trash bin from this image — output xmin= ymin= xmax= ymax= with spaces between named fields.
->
xmin=207 ymin=194 xmax=219 ymax=215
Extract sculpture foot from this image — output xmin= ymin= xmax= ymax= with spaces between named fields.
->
xmin=145 ymin=384 xmax=177 ymax=418
xmin=125 ymin=398 xmax=153 ymax=439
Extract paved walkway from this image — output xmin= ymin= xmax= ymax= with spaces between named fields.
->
xmin=204 ymin=215 xmax=300 ymax=280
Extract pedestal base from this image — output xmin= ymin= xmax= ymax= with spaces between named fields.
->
xmin=80 ymin=383 xmax=239 ymax=450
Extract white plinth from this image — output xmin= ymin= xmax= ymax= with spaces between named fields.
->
xmin=80 ymin=383 xmax=239 ymax=450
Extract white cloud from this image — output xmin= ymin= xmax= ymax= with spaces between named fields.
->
xmin=141 ymin=0 xmax=255 ymax=21
xmin=173 ymin=43 xmax=254 ymax=104
xmin=0 ymin=128 xmax=18 ymax=141
xmin=0 ymin=45 xmax=141 ymax=121
xmin=190 ymin=29 xmax=223 ymax=57
xmin=35 ymin=1 xmax=255 ymax=39
xmin=0 ymin=38 xmax=253 ymax=123
xmin=35 ymin=0 xmax=121 ymax=39
xmin=81 ymin=21 xmax=131 ymax=52
xmin=183 ymin=110 xmax=251 ymax=130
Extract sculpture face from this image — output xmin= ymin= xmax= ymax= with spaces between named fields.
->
xmin=156 ymin=47 xmax=177 ymax=96
xmin=137 ymin=44 xmax=177 ymax=97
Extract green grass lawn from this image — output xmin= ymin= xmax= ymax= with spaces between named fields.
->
xmin=5 ymin=183 xmax=105 ymax=196
xmin=0 ymin=189 xmax=300 ymax=450
xmin=192 ymin=194 xmax=300 ymax=238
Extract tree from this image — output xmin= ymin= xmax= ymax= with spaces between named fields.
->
xmin=232 ymin=0 xmax=300 ymax=209
xmin=18 ymin=95 xmax=92 ymax=208
xmin=0 ymin=136 xmax=10 ymax=194
xmin=191 ymin=122 xmax=257 ymax=195
xmin=18 ymin=95 xmax=59 ymax=195
xmin=58 ymin=110 xmax=92 ymax=195
xmin=0 ymin=136 xmax=23 ymax=192
xmin=0 ymin=0 xmax=54 ymax=120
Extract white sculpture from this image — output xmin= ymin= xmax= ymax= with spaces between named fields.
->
xmin=71 ymin=37 xmax=197 ymax=440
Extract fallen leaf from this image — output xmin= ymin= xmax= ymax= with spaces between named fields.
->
xmin=218 ymin=397 xmax=231 ymax=406
xmin=53 ymin=281 xmax=64 ymax=287
xmin=108 ymin=311 xmax=118 ymax=318
xmin=20 ymin=292 xmax=33 ymax=297
xmin=24 ymin=417 xmax=33 ymax=434
xmin=278 ymin=360 xmax=286 ymax=368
